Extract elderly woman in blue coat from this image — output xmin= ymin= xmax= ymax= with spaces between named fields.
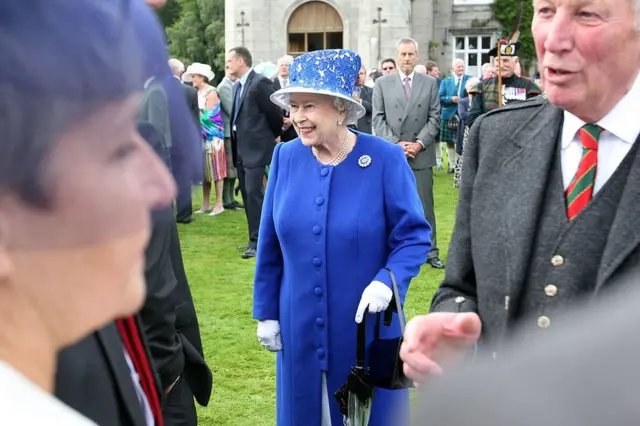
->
xmin=252 ymin=49 xmax=432 ymax=426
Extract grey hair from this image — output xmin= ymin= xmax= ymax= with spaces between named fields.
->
xmin=396 ymin=37 xmax=419 ymax=52
xmin=277 ymin=55 xmax=294 ymax=66
xmin=481 ymin=62 xmax=494 ymax=72
xmin=333 ymin=97 xmax=360 ymax=125
xmin=465 ymin=77 xmax=480 ymax=92
xmin=452 ymin=58 xmax=465 ymax=68
xmin=414 ymin=64 xmax=427 ymax=73
xmin=168 ymin=58 xmax=184 ymax=75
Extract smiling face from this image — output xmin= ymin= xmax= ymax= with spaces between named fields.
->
xmin=289 ymin=93 xmax=346 ymax=147
xmin=0 ymin=96 xmax=176 ymax=346
xmin=495 ymin=56 xmax=517 ymax=78
xmin=532 ymin=0 xmax=640 ymax=121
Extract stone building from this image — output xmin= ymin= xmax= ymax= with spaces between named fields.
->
xmin=224 ymin=0 xmax=501 ymax=78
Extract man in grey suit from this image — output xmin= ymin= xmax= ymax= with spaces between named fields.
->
xmin=140 ymin=76 xmax=171 ymax=165
xmin=399 ymin=0 xmax=640 ymax=386
xmin=373 ymin=37 xmax=443 ymax=268
xmin=217 ymin=65 xmax=241 ymax=211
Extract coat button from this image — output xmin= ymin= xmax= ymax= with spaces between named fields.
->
xmin=314 ymin=287 xmax=323 ymax=296
xmin=551 ymin=255 xmax=564 ymax=266
xmin=316 ymin=318 xmax=325 ymax=327
xmin=537 ymin=316 xmax=551 ymax=328
xmin=316 ymin=197 xmax=324 ymax=206
xmin=317 ymin=348 xmax=325 ymax=358
xmin=313 ymin=225 xmax=321 ymax=235
xmin=544 ymin=284 xmax=558 ymax=297
xmin=313 ymin=257 xmax=322 ymax=266
xmin=320 ymin=168 xmax=329 ymax=177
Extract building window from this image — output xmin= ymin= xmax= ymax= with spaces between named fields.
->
xmin=452 ymin=35 xmax=493 ymax=77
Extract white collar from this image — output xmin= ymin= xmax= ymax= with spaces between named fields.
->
xmin=562 ymin=71 xmax=640 ymax=148
xmin=143 ymin=76 xmax=154 ymax=89
xmin=398 ymin=69 xmax=415 ymax=82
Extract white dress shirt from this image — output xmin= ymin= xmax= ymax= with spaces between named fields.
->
xmin=561 ymin=72 xmax=640 ymax=194
xmin=397 ymin=69 xmax=415 ymax=87
xmin=123 ymin=350 xmax=155 ymax=426
xmin=0 ymin=361 xmax=97 ymax=425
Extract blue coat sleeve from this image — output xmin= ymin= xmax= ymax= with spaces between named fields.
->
xmin=373 ymin=144 xmax=432 ymax=303
xmin=252 ymin=142 xmax=285 ymax=321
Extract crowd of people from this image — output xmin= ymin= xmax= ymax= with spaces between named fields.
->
xmin=2 ymin=0 xmax=640 ymax=425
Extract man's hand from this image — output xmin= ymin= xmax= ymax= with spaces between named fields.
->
xmin=275 ymin=137 xmax=281 ymax=143
xmin=452 ymin=96 xmax=459 ymax=103
xmin=283 ymin=118 xmax=291 ymax=128
xmin=405 ymin=142 xmax=422 ymax=157
xmin=400 ymin=312 xmax=482 ymax=386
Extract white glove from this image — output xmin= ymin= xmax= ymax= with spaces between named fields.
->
xmin=355 ymin=281 xmax=393 ymax=323
xmin=257 ymin=320 xmax=282 ymax=352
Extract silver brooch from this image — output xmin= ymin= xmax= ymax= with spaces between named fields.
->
xmin=358 ymin=155 xmax=372 ymax=168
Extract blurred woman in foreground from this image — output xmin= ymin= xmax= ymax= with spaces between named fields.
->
xmin=0 ymin=1 xmax=175 ymax=423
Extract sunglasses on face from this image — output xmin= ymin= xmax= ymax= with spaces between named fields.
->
xmin=383 ymin=67 xmax=395 ymax=71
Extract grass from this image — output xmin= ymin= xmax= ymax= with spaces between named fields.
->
xmin=180 ymin=165 xmax=459 ymax=425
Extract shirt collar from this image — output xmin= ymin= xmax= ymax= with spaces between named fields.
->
xmin=562 ymin=71 xmax=640 ymax=148
xmin=238 ymin=68 xmax=253 ymax=86
xmin=143 ymin=76 xmax=154 ymax=89
xmin=398 ymin=69 xmax=415 ymax=82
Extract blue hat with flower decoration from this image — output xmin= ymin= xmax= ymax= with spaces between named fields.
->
xmin=270 ymin=49 xmax=366 ymax=124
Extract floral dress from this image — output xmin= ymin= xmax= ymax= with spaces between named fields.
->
xmin=199 ymin=86 xmax=226 ymax=182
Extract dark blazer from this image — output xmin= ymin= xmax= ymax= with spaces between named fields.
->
xmin=273 ymin=77 xmax=298 ymax=142
xmin=231 ymin=69 xmax=283 ymax=167
xmin=430 ymin=97 xmax=640 ymax=353
xmin=356 ymin=85 xmax=373 ymax=134
xmin=55 ymin=322 xmax=155 ymax=426
xmin=181 ymin=80 xmax=200 ymax=128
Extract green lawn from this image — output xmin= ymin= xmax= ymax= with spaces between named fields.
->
xmin=180 ymin=166 xmax=459 ymax=425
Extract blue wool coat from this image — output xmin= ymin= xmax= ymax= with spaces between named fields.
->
xmin=253 ymin=131 xmax=432 ymax=426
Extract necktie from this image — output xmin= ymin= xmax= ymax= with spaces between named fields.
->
xmin=232 ymin=81 xmax=242 ymax=124
xmin=283 ymin=78 xmax=288 ymax=88
xmin=565 ymin=124 xmax=602 ymax=221
xmin=403 ymin=76 xmax=411 ymax=99
xmin=116 ymin=317 xmax=163 ymax=426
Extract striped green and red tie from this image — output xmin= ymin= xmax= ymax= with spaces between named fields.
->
xmin=565 ymin=124 xmax=602 ymax=221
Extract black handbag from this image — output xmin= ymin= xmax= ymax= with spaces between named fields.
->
xmin=447 ymin=113 xmax=460 ymax=132
xmin=365 ymin=268 xmax=413 ymax=390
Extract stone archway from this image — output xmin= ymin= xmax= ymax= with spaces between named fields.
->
xmin=287 ymin=1 xmax=343 ymax=57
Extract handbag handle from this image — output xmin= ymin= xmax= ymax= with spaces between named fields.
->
xmin=384 ymin=267 xmax=406 ymax=333
xmin=356 ymin=307 xmax=367 ymax=368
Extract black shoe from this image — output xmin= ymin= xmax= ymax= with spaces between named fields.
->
xmin=241 ymin=248 xmax=256 ymax=259
xmin=427 ymin=257 xmax=445 ymax=269
xmin=234 ymin=185 xmax=241 ymax=196
xmin=176 ymin=217 xmax=194 ymax=224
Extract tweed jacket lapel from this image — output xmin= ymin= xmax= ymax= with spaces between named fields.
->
xmin=498 ymin=101 xmax=564 ymax=308
xmin=596 ymin=133 xmax=640 ymax=289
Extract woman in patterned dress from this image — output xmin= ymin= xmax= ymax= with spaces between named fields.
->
xmin=185 ymin=63 xmax=227 ymax=216
xmin=453 ymin=77 xmax=480 ymax=188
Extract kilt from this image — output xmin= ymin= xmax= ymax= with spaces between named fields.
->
xmin=440 ymin=118 xmax=457 ymax=144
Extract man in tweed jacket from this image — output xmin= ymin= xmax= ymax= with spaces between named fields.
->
xmin=400 ymin=0 xmax=640 ymax=384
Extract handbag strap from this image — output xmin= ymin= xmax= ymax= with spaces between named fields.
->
xmin=384 ymin=267 xmax=406 ymax=333
xmin=356 ymin=307 xmax=367 ymax=367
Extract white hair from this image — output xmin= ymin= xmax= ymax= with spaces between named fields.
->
xmin=332 ymin=97 xmax=360 ymax=125
xmin=414 ymin=64 xmax=427 ymax=73
xmin=452 ymin=58 xmax=464 ymax=68
xmin=277 ymin=55 xmax=294 ymax=66
xmin=396 ymin=37 xmax=419 ymax=53
xmin=168 ymin=58 xmax=184 ymax=75
xmin=465 ymin=77 xmax=480 ymax=92
xmin=481 ymin=62 xmax=494 ymax=72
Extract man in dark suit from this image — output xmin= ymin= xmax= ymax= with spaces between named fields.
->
xmin=373 ymin=37 xmax=443 ymax=269
xmin=399 ymin=0 xmax=640 ymax=385
xmin=353 ymin=65 xmax=373 ymax=134
xmin=273 ymin=55 xmax=298 ymax=142
xmin=168 ymin=58 xmax=200 ymax=224
xmin=227 ymin=46 xmax=283 ymax=259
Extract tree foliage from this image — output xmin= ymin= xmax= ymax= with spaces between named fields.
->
xmin=490 ymin=0 xmax=536 ymax=73
xmin=165 ymin=0 xmax=225 ymax=84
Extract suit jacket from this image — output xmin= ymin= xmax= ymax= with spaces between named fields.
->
xmin=439 ymin=74 xmax=471 ymax=120
xmin=140 ymin=79 xmax=171 ymax=149
xmin=272 ymin=77 xmax=298 ymax=142
xmin=372 ymin=72 xmax=441 ymax=170
xmin=430 ymin=97 xmax=640 ymax=354
xmin=181 ymin=80 xmax=199 ymax=129
xmin=355 ymin=85 xmax=373 ymax=134
xmin=217 ymin=77 xmax=233 ymax=138
xmin=55 ymin=323 xmax=155 ymax=426
xmin=231 ymin=69 xmax=283 ymax=167
xmin=415 ymin=271 xmax=640 ymax=426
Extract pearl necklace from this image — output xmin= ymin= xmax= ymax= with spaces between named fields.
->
xmin=311 ymin=131 xmax=351 ymax=166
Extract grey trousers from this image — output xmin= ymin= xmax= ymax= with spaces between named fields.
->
xmin=413 ymin=167 xmax=439 ymax=259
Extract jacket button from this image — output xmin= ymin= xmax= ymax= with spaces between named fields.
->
xmin=320 ymin=168 xmax=329 ymax=177
xmin=314 ymin=287 xmax=323 ymax=296
xmin=313 ymin=257 xmax=322 ymax=266
xmin=316 ymin=197 xmax=324 ymax=206
xmin=544 ymin=284 xmax=558 ymax=297
xmin=551 ymin=255 xmax=564 ymax=266
xmin=537 ymin=316 xmax=551 ymax=328
xmin=317 ymin=348 xmax=325 ymax=358
xmin=316 ymin=318 xmax=325 ymax=327
xmin=313 ymin=225 xmax=321 ymax=235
